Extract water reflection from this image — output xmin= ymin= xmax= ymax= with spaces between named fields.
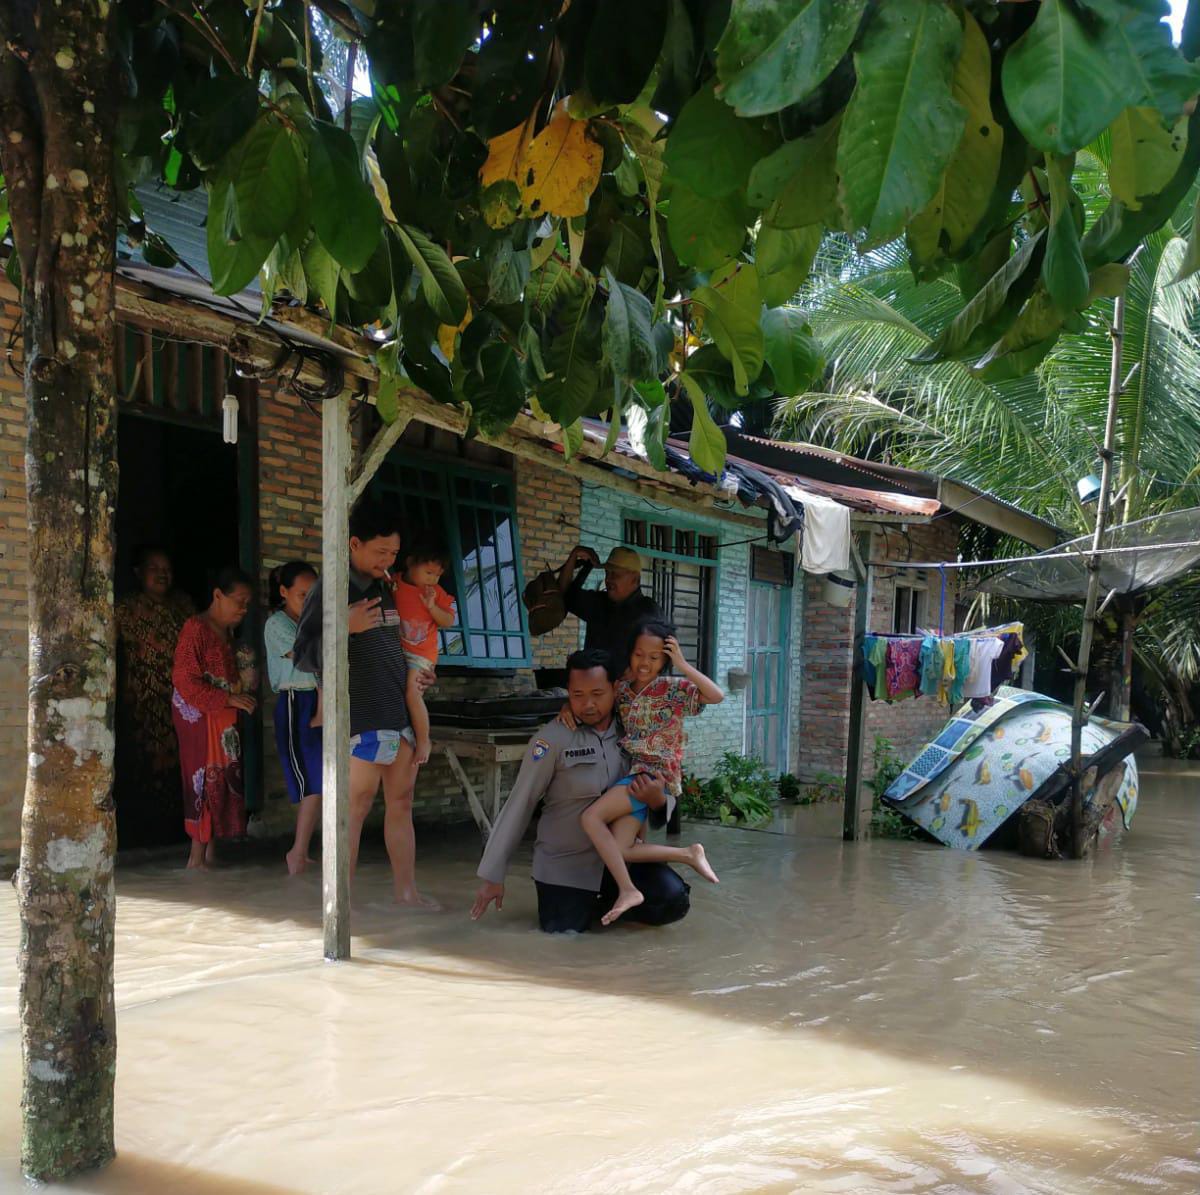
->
xmin=0 ymin=760 xmax=1195 ymax=1192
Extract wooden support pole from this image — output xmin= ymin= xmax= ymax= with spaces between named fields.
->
xmin=843 ymin=536 xmax=872 ymax=841
xmin=348 ymin=412 xmax=412 ymax=507
xmin=322 ymin=392 xmax=352 ymax=960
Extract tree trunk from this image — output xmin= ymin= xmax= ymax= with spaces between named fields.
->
xmin=0 ymin=1 xmax=119 ymax=1180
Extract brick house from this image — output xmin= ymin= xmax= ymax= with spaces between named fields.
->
xmin=0 ymin=254 xmax=1059 ymax=865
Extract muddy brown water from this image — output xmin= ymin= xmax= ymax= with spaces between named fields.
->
xmin=1 ymin=758 xmax=1196 ymax=1193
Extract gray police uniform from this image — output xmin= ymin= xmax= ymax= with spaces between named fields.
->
xmin=477 ymin=718 xmax=690 ymax=933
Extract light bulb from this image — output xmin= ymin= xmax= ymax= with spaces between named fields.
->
xmin=222 ymin=393 xmax=239 ymax=445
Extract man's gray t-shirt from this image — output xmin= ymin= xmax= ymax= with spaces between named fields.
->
xmin=292 ymin=568 xmax=411 ymax=739
xmin=477 ymin=718 xmax=627 ymax=891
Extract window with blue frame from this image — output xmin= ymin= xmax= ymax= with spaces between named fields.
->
xmin=369 ymin=454 xmax=531 ymax=668
xmin=622 ymin=514 xmax=718 ymax=673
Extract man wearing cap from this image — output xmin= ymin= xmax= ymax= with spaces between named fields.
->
xmin=556 ymin=544 xmax=662 ymax=675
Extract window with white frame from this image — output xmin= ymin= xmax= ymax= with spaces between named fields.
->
xmin=622 ymin=515 xmax=718 ymax=673
xmin=893 ymin=583 xmax=926 ymax=635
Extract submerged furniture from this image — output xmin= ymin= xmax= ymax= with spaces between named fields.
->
xmin=883 ymin=686 xmax=1145 ymax=854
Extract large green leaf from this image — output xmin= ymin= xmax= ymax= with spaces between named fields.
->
xmin=486 ymin=238 xmax=531 ymax=306
xmin=837 ymin=0 xmax=965 ymax=247
xmin=651 ymin=0 xmax=698 ymax=117
xmin=692 ymin=262 xmax=765 ymax=394
xmin=394 ymin=224 xmax=468 ymax=324
xmin=584 ymin=0 xmax=668 ymax=105
xmin=756 ymin=223 xmax=821 ymax=306
xmin=663 ymin=82 xmax=776 ymax=200
xmin=746 ymin=114 xmax=840 ymax=228
xmin=301 ymin=235 xmax=340 ymax=323
xmin=602 ymin=268 xmax=657 ymax=383
xmin=537 ymin=274 xmax=601 ymax=425
xmin=412 ymin=0 xmax=477 ymax=87
xmin=1174 ymin=188 xmax=1200 ymax=283
xmin=913 ymin=228 xmax=1045 ymax=362
xmin=231 ymin=116 xmax=306 ymax=243
xmin=184 ymin=76 xmax=260 ymax=171
xmin=205 ymin=176 xmax=274 ymax=296
xmin=761 ymin=306 xmax=824 ymax=395
xmin=667 ymin=180 xmax=747 ymax=269
xmin=619 ymin=116 xmax=667 ymax=310
xmin=466 ymin=343 xmax=527 ymax=436
xmin=907 ymin=12 xmax=1003 ymax=271
xmin=308 ymin=121 xmax=382 ymax=272
xmin=1109 ymin=107 xmax=1189 ymax=211
xmin=683 ymin=344 xmax=742 ymax=411
xmin=1098 ymin=5 xmax=1200 ymax=123
xmin=1043 ymin=158 xmax=1089 ymax=312
xmin=679 ymin=371 xmax=727 ymax=475
xmin=715 ymin=0 xmax=868 ymax=118
xmin=1001 ymin=0 xmax=1131 ymax=154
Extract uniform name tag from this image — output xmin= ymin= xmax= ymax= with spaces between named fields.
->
xmin=562 ymin=746 xmax=598 ymax=766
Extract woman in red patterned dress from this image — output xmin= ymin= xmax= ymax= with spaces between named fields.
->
xmin=171 ymin=566 xmax=257 ymax=869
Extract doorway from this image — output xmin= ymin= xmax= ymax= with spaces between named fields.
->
xmin=745 ymin=548 xmax=793 ymax=775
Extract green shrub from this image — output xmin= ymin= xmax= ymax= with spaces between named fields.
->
xmin=679 ymin=752 xmax=775 ymax=826
xmin=777 ymin=772 xmax=802 ymax=803
xmin=802 ymin=770 xmax=844 ymax=805
xmin=867 ymin=735 xmax=920 ymax=839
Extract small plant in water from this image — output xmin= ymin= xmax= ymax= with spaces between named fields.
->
xmin=867 ymin=735 xmax=920 ymax=840
xmin=679 ymin=753 xmax=775 ymax=826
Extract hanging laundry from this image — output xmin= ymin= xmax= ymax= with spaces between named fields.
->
xmin=963 ymin=637 xmax=1005 ymax=699
xmin=919 ymin=635 xmax=942 ymax=699
xmin=992 ymin=632 xmax=1025 ymax=688
xmin=885 ymin=638 xmax=922 ymax=700
xmin=949 ymin=637 xmax=972 ymax=706
xmin=796 ymin=492 xmax=851 ymax=574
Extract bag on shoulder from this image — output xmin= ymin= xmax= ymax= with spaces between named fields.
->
xmin=523 ymin=569 xmax=566 ymax=636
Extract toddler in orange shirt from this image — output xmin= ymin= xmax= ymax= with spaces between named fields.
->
xmin=393 ymin=537 xmax=456 ymax=765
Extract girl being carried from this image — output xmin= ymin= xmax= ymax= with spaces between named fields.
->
xmin=579 ymin=620 xmax=721 ymax=925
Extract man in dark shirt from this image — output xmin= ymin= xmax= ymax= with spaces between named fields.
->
xmin=556 ymin=544 xmax=662 ymax=674
xmin=293 ymin=503 xmax=435 ymax=906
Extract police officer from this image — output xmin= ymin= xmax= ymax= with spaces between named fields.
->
xmin=470 ymin=648 xmax=691 ymax=933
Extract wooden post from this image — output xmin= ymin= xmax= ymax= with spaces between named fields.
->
xmin=1070 ymin=293 xmax=1125 ymax=858
xmin=322 ymin=392 xmax=352 ymax=960
xmin=843 ymin=537 xmax=871 ymax=841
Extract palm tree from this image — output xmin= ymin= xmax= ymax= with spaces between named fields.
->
xmin=776 ymin=210 xmax=1200 ymax=748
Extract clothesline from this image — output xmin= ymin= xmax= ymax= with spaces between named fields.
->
xmin=867 ymin=539 xmax=1200 ymax=572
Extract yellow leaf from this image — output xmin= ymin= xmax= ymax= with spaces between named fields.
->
xmin=437 ymin=305 xmax=472 ymax=362
xmin=519 ymin=104 xmax=603 ymax=218
xmin=480 ymin=114 xmax=535 ymax=189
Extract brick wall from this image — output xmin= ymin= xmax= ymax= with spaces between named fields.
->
xmin=796 ymin=520 xmax=963 ymax=783
xmin=576 ymin=485 xmax=791 ymax=780
xmin=0 ymin=283 xmax=27 ymax=859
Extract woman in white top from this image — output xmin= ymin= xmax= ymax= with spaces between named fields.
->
xmin=264 ymin=561 xmax=321 ymax=874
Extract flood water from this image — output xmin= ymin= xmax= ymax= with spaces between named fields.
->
xmin=0 ymin=758 xmax=1196 ymax=1193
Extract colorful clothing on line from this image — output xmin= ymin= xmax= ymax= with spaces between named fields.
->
xmin=615 ymin=675 xmax=705 ymax=797
xmin=949 ymin=638 xmax=972 ymax=706
xmin=114 ymin=590 xmax=194 ymax=843
xmin=393 ymin=578 xmax=456 ymax=666
xmin=885 ymin=638 xmax=922 ymax=700
xmin=171 ymin=615 xmax=248 ymax=843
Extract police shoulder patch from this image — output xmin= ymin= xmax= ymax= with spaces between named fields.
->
xmin=531 ymin=738 xmax=550 ymax=761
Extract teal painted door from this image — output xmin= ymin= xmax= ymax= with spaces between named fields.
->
xmin=745 ymin=580 xmax=791 ymax=773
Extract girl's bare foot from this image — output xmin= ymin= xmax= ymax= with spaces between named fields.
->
xmin=601 ymin=887 xmax=644 ymax=926
xmin=285 ymin=848 xmax=312 ymax=875
xmin=687 ymin=844 xmax=719 ymax=884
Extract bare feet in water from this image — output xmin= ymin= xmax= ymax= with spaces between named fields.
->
xmin=285 ymin=849 xmax=316 ymax=876
xmin=686 ymin=843 xmax=719 ymax=884
xmin=601 ymin=887 xmax=644 ymax=926
xmin=395 ymin=889 xmax=441 ymax=911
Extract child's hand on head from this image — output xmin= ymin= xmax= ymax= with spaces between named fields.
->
xmin=664 ymin=635 xmax=685 ymax=667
